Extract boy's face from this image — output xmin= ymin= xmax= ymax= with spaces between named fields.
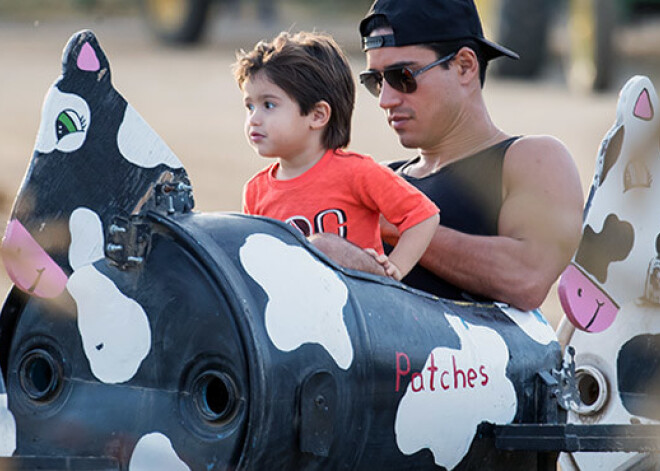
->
xmin=242 ymin=73 xmax=317 ymax=161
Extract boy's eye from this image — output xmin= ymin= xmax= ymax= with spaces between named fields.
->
xmin=265 ymin=101 xmax=275 ymax=109
xmin=246 ymin=103 xmax=255 ymax=112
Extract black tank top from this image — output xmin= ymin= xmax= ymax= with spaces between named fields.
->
xmin=387 ymin=137 xmax=520 ymax=301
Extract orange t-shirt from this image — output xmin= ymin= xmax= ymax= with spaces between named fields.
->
xmin=242 ymin=149 xmax=439 ymax=253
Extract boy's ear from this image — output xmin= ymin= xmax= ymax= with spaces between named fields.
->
xmin=310 ymin=100 xmax=331 ymax=130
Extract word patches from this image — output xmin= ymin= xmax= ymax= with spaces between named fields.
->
xmin=395 ymin=351 xmax=488 ymax=393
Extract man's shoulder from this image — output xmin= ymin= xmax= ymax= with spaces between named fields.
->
xmin=504 ymin=135 xmax=574 ymax=170
xmin=502 ymin=134 xmax=581 ymax=192
xmin=506 ymin=135 xmax=570 ymax=157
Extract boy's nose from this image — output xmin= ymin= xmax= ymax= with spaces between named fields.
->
xmin=248 ymin=110 xmax=261 ymax=126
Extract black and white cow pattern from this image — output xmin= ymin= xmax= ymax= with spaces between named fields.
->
xmin=238 ymin=232 xmax=556 ymax=469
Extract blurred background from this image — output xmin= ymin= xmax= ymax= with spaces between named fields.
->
xmin=1 ymin=0 xmax=660 ymax=326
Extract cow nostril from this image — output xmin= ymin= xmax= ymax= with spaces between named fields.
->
xmin=18 ymin=348 xmax=62 ymax=402
xmin=577 ymin=288 xmax=583 ymax=297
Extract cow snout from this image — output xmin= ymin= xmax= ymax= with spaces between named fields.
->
xmin=558 ymin=264 xmax=619 ymax=333
xmin=1 ymin=219 xmax=68 ymax=298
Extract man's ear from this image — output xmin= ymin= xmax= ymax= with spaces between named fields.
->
xmin=454 ymin=47 xmax=479 ymax=84
xmin=310 ymin=100 xmax=331 ymax=130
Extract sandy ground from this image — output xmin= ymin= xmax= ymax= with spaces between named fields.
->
xmin=1 ymin=10 xmax=658 ymax=327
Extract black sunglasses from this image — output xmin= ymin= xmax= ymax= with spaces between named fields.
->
xmin=359 ymin=52 xmax=456 ymax=97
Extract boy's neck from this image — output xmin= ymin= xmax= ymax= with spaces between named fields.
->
xmin=275 ymin=148 xmax=328 ymax=180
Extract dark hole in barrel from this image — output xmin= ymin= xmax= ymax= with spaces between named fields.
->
xmin=19 ymin=349 xmax=60 ymax=402
xmin=192 ymin=371 xmax=236 ymax=422
xmin=577 ymin=372 xmax=600 ymax=406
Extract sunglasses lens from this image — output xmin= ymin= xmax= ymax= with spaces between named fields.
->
xmin=360 ymin=71 xmax=382 ymax=97
xmin=384 ymin=68 xmax=417 ymax=94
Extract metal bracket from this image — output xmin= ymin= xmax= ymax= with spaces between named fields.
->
xmin=492 ymin=423 xmax=660 ymax=453
xmin=552 ymin=346 xmax=580 ymax=412
xmin=535 ymin=346 xmax=579 ymax=425
xmin=105 ymin=216 xmax=151 ymax=269
xmin=153 ymin=181 xmax=194 ymax=215
xmin=645 ymin=256 xmax=660 ymax=304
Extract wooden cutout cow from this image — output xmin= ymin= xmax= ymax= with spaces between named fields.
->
xmin=558 ymin=75 xmax=660 ymax=470
xmin=0 ymin=30 xmax=571 ymax=470
xmin=558 ymin=75 xmax=660 ymax=333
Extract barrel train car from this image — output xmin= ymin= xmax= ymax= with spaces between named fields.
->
xmin=0 ymin=30 xmax=659 ymax=470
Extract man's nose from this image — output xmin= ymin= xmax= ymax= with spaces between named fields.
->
xmin=379 ymin=82 xmax=402 ymax=109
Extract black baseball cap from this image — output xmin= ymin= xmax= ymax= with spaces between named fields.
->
xmin=359 ymin=0 xmax=519 ymax=61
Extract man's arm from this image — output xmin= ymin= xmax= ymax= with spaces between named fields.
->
xmin=309 ymin=232 xmax=387 ymax=277
xmin=410 ymin=136 xmax=584 ymax=310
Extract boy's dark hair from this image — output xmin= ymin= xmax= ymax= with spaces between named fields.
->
xmin=233 ymin=31 xmax=355 ymax=150
xmin=360 ymin=16 xmax=488 ymax=87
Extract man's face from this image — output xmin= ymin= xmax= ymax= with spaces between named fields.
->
xmin=364 ymin=33 xmax=460 ymax=151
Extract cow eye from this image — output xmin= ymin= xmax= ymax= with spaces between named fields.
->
xmin=577 ymin=288 xmax=583 ymax=297
xmin=56 ymin=109 xmax=86 ymax=141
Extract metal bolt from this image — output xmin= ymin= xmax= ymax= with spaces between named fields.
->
xmin=108 ymin=224 xmax=126 ymax=235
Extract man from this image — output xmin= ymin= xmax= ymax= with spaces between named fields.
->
xmin=356 ymin=0 xmax=584 ymax=311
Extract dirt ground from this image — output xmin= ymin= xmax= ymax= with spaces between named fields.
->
xmin=0 ymin=9 xmax=658 ymax=328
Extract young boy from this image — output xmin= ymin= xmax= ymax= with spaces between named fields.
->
xmin=234 ymin=31 xmax=439 ymax=281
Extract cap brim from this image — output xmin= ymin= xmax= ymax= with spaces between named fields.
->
xmin=478 ymin=37 xmax=519 ymax=61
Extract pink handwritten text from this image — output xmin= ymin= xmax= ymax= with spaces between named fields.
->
xmin=395 ymin=351 xmax=489 ymax=393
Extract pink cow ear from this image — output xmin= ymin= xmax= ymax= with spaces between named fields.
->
xmin=634 ymin=88 xmax=654 ymax=121
xmin=61 ymin=31 xmax=110 ymax=80
xmin=77 ymin=42 xmax=101 ymax=72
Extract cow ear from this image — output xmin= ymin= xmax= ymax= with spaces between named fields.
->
xmin=62 ymin=30 xmax=111 ymax=81
xmin=634 ymin=88 xmax=654 ymax=121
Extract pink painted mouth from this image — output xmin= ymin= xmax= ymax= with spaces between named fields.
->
xmin=2 ymin=219 xmax=68 ymax=298
xmin=558 ymin=264 xmax=619 ymax=333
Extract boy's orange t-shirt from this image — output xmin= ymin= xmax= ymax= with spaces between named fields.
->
xmin=242 ymin=149 xmax=439 ymax=253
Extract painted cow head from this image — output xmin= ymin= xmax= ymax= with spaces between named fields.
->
xmin=1 ymin=30 xmax=192 ymax=300
xmin=559 ymin=76 xmax=660 ymax=332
